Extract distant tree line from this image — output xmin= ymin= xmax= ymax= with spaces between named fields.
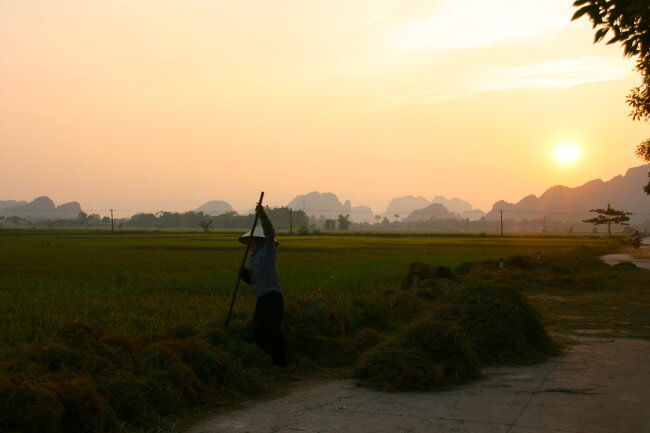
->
xmin=2 ymin=207 xmax=647 ymax=234
xmin=0 ymin=207 xmax=309 ymax=231
xmin=344 ymin=215 xmax=647 ymax=234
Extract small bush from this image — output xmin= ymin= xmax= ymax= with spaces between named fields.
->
xmin=0 ymin=321 xmax=273 ymax=432
xmin=402 ymin=320 xmax=480 ymax=385
xmin=0 ymin=376 xmax=63 ymax=433
xmin=388 ymin=293 xmax=426 ymax=318
xmin=284 ymin=299 xmax=353 ymax=363
xmin=202 ymin=324 xmax=228 ymax=347
xmin=455 ymin=262 xmax=474 ymax=276
xmin=161 ymin=338 xmax=241 ymax=385
xmin=99 ymin=371 xmax=149 ymax=425
xmin=171 ymin=324 xmax=199 ymax=339
xmin=434 ymin=285 xmax=555 ymax=365
xmin=48 ymin=375 xmax=123 ymax=433
xmin=140 ymin=367 xmax=195 ymax=416
xmin=101 ymin=336 xmax=137 ymax=355
xmin=352 ymin=297 xmax=391 ymax=329
xmin=505 ymin=255 xmax=534 ymax=270
xmin=55 ymin=322 xmax=131 ymax=371
xmin=402 ymin=263 xmax=459 ymax=290
xmin=27 ymin=343 xmax=112 ymax=374
xmin=355 ymin=320 xmax=480 ymax=391
xmin=354 ymin=327 xmax=385 ymax=350
xmin=355 ymin=338 xmax=436 ymax=391
xmin=612 ymin=261 xmax=638 ymax=271
xmin=304 ymin=336 xmax=358 ymax=366
xmin=284 ymin=299 xmax=333 ymax=338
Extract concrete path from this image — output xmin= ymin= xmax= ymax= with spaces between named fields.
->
xmin=601 ymin=254 xmax=650 ymax=270
xmin=189 ymin=338 xmax=650 ymax=433
xmin=601 ymin=237 xmax=650 ymax=270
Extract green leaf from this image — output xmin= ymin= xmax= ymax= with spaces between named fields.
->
xmin=572 ymin=5 xmax=592 ymax=21
xmin=594 ymin=28 xmax=609 ymax=43
xmin=586 ymin=5 xmax=604 ymax=24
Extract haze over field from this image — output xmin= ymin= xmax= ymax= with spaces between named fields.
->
xmin=1 ymin=1 xmax=649 ymax=211
xmin=4 ymin=165 xmax=649 ymax=227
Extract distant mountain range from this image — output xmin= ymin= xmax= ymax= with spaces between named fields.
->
xmin=6 ymin=165 xmax=649 ymax=224
xmin=383 ymin=195 xmax=485 ymax=221
xmin=382 ymin=196 xmax=430 ymax=218
xmin=281 ymin=192 xmax=485 ymax=223
xmin=403 ymin=203 xmax=456 ymax=222
xmin=286 ymin=192 xmax=374 ymax=223
xmin=484 ymin=165 xmax=650 ymax=224
xmin=0 ymin=196 xmax=81 ymax=219
xmin=195 ymin=200 xmax=233 ymax=216
xmin=190 ymin=166 xmax=650 ymax=225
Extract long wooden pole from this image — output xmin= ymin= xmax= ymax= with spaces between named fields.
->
xmin=224 ymin=191 xmax=264 ymax=328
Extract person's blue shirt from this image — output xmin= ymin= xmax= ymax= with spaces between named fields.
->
xmin=248 ymin=216 xmax=282 ymax=298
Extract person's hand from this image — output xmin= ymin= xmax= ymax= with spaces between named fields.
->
xmin=255 ymin=204 xmax=264 ymax=214
xmin=239 ymin=266 xmax=251 ymax=284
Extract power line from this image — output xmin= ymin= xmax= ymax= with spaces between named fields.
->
xmin=283 ymin=208 xmax=650 ymax=216
xmin=2 ymin=207 xmax=650 ymax=216
xmin=489 ymin=209 xmax=650 ymax=216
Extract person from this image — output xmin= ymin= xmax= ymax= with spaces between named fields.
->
xmin=238 ymin=204 xmax=286 ymax=366
xmin=632 ymin=230 xmax=642 ymax=245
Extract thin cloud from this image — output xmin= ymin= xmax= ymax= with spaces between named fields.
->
xmin=474 ymin=57 xmax=633 ymax=92
xmin=393 ymin=56 xmax=634 ymax=105
xmin=354 ymin=11 xmax=388 ymax=31
xmin=386 ymin=0 xmax=571 ymax=53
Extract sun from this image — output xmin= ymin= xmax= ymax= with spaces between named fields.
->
xmin=554 ymin=142 xmax=580 ymax=165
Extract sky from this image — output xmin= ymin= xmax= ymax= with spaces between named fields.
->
xmin=1 ymin=0 xmax=649 ymax=215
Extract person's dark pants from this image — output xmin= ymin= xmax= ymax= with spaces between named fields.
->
xmin=253 ymin=291 xmax=286 ymax=366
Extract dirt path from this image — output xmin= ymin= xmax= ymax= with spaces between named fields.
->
xmin=188 ymin=338 xmax=650 ymax=433
xmin=601 ymin=237 xmax=650 ymax=270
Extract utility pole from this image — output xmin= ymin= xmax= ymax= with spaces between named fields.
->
xmin=500 ymin=210 xmax=503 ymax=236
xmin=289 ymin=208 xmax=293 ymax=234
xmin=110 ymin=209 xmax=114 ymax=232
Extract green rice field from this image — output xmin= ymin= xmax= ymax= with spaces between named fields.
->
xmin=3 ymin=229 xmax=650 ymax=433
xmin=0 ymin=229 xmax=615 ymax=355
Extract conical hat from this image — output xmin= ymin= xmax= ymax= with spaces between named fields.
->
xmin=238 ymin=226 xmax=279 ymax=246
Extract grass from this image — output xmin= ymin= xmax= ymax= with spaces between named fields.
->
xmin=1 ymin=228 xmax=648 ymax=432
xmin=0 ymin=229 xmax=611 ymax=354
xmin=355 ymin=319 xmax=481 ymax=391
xmin=542 ymin=387 xmax=602 ymax=395
xmin=432 ymin=283 xmax=556 ymax=365
xmin=625 ymin=244 xmax=650 ymax=259
xmin=477 ymin=253 xmax=650 ymax=341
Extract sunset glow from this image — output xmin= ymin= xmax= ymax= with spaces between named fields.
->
xmin=0 ymin=0 xmax=647 ymax=212
xmin=554 ymin=142 xmax=581 ymax=165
